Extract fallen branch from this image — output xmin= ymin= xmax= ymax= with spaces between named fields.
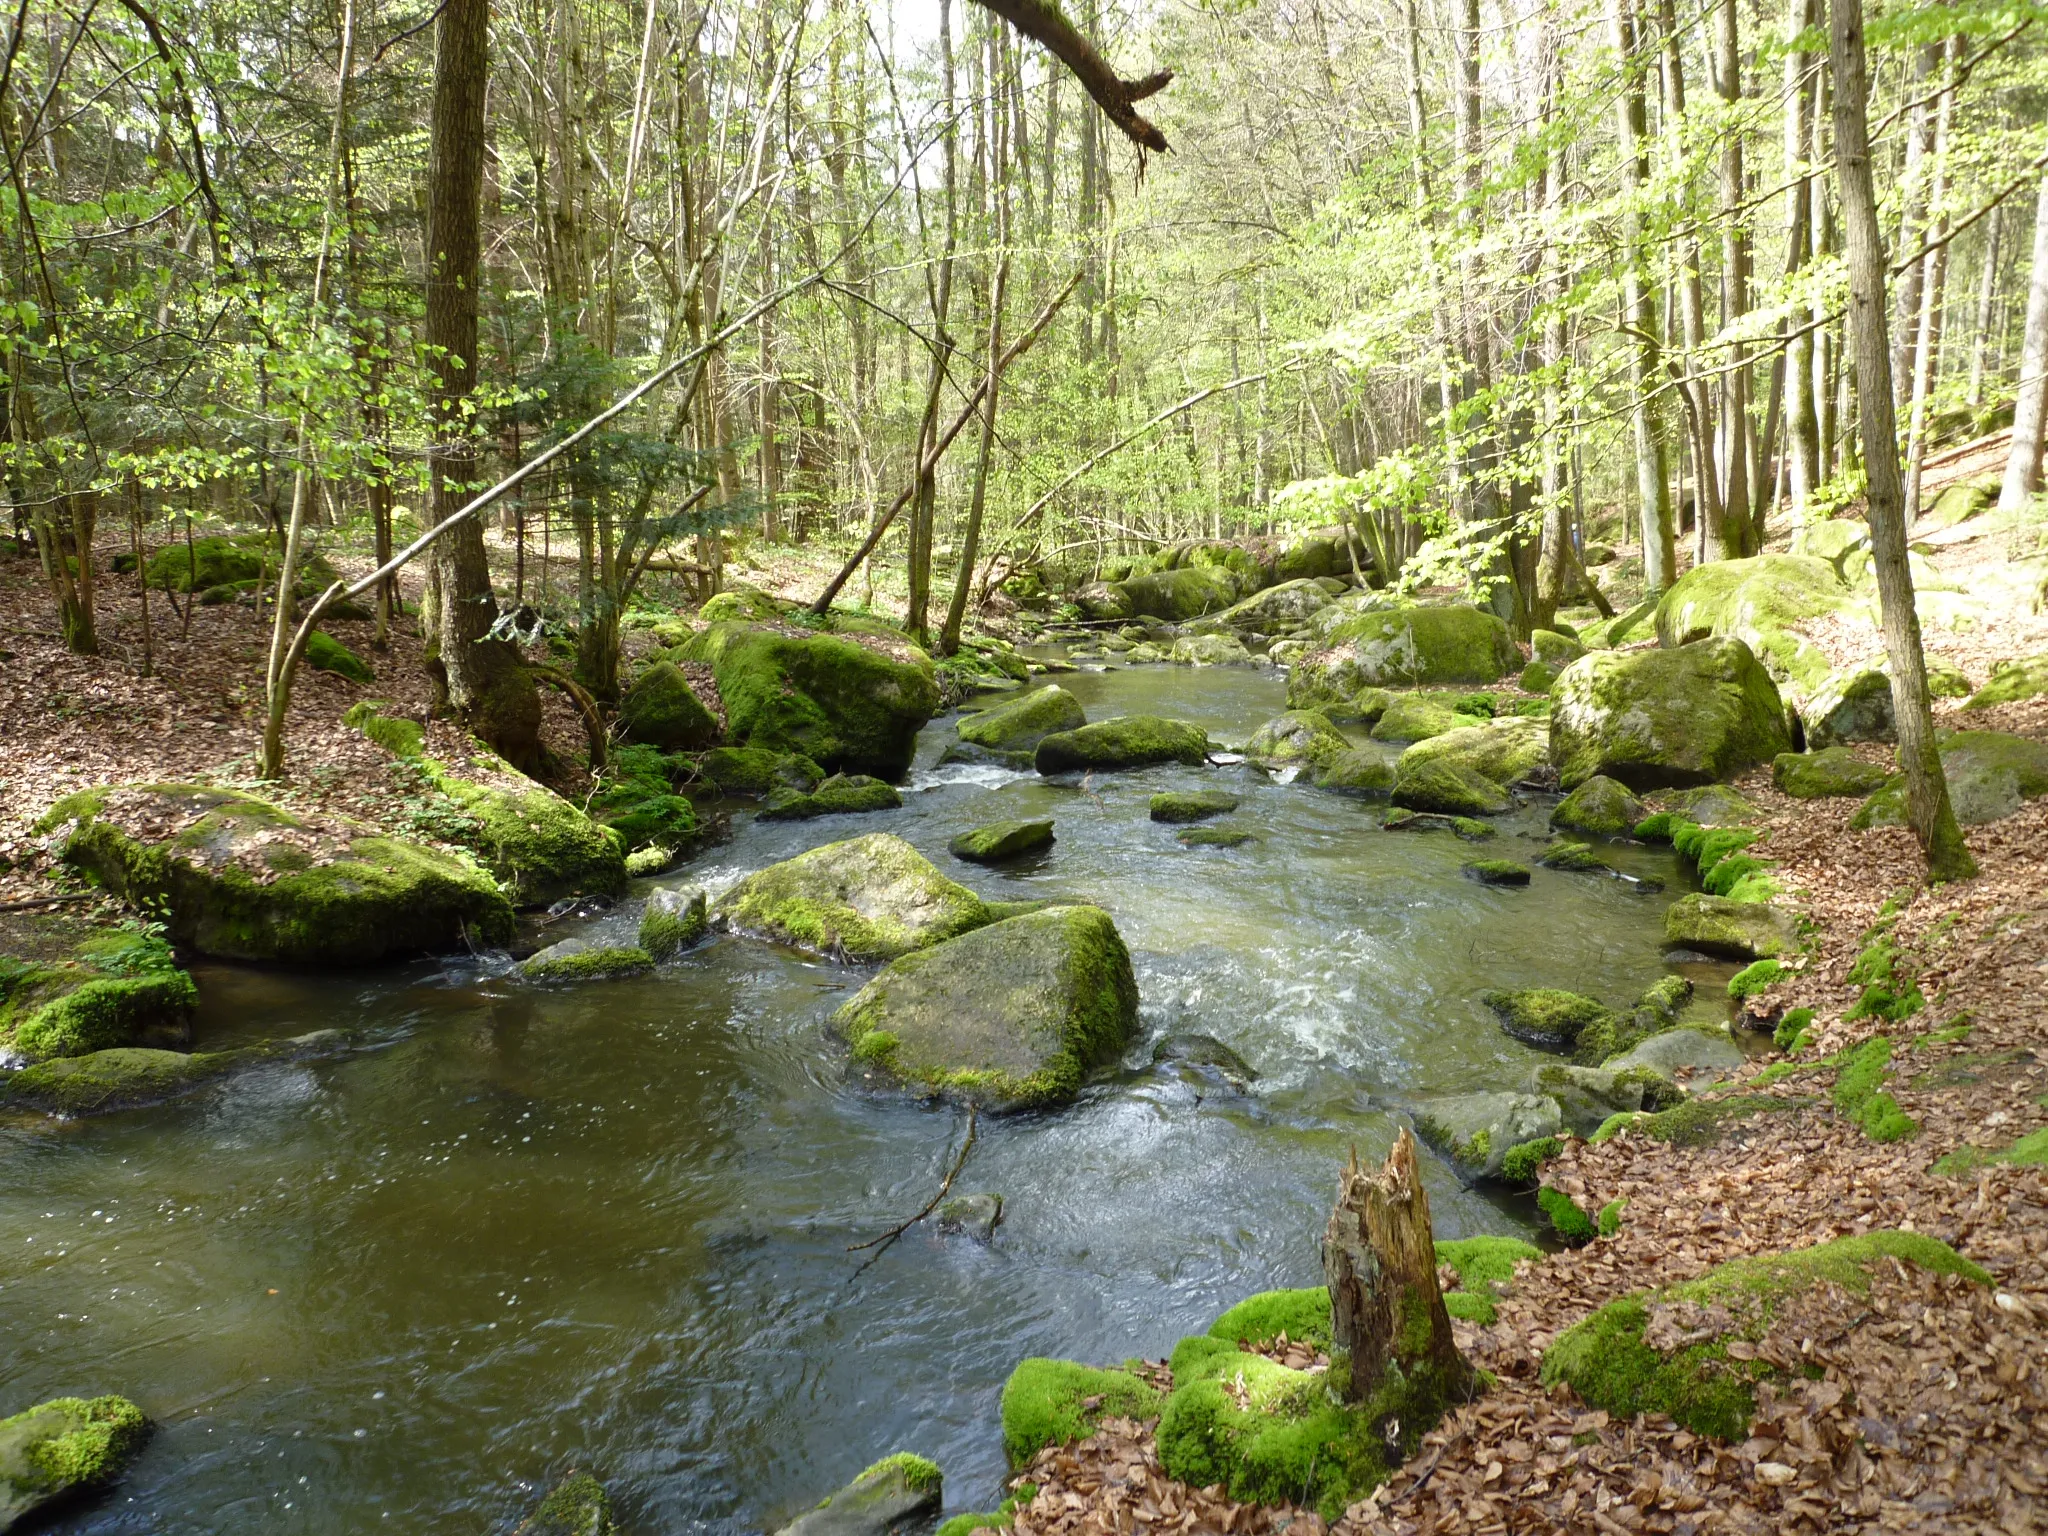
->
xmin=848 ymin=1105 xmax=979 ymax=1254
xmin=527 ymin=663 xmax=608 ymax=771
xmin=0 ymin=892 xmax=99 ymax=912
xmin=970 ymin=0 xmax=1172 ymax=152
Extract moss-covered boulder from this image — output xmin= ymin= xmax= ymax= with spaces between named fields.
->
xmin=1273 ymin=533 xmax=1347 ymax=582
xmin=1034 ymin=716 xmax=1209 ymax=774
xmin=0 ymin=928 xmax=194 ymax=1062
xmin=1962 ymin=651 xmax=2048 ymax=710
xmin=1245 ymin=709 xmax=1349 ymax=769
xmin=1535 ymin=841 xmax=1611 ymax=873
xmin=515 ymin=1471 xmax=617 ymax=1536
xmin=1653 ymin=554 xmax=1854 ymax=696
xmin=1209 ymin=579 xmax=1337 ymax=634
xmin=519 ymin=939 xmax=654 ymax=981
xmin=1168 ymin=633 xmax=1256 ymax=666
xmin=712 ymin=834 xmax=1000 ymax=963
xmin=698 ymin=585 xmax=788 ymax=624
xmin=952 ymin=685 xmax=1086 ymax=766
xmin=1772 ymin=747 xmax=1890 ymax=799
xmin=1397 ymin=715 xmax=1547 ymax=789
xmin=425 ymin=754 xmax=626 ymax=907
xmin=1313 ymin=750 xmax=1396 ymax=797
xmin=1551 ymin=638 xmax=1792 ymax=790
xmin=759 ymin=774 xmax=902 ymax=821
xmin=1369 ymin=694 xmax=1483 ymax=743
xmin=1518 ymin=659 xmax=1559 ymax=693
xmin=1799 ymin=666 xmax=1894 ymax=749
xmin=1072 ymin=582 xmax=1136 ymax=622
xmin=948 ymin=820 xmax=1054 ymax=863
xmin=1390 ymin=756 xmax=1509 ymax=816
xmin=694 ymin=746 xmax=823 ymax=798
xmin=1540 ymin=1232 xmax=1988 ymax=1441
xmin=1602 ymin=1025 xmax=1744 ymax=1087
xmin=833 ymin=905 xmax=1138 ymax=1110
xmin=1303 ymin=604 xmax=1521 ymax=691
xmin=0 ymin=1394 xmax=148 ymax=1528
xmin=1526 ymin=1061 xmax=1677 ymax=1137
xmin=1149 ymin=791 xmax=1239 ymax=823
xmin=640 ymin=886 xmax=708 ymax=957
xmin=688 ymin=623 xmax=939 ymax=779
xmin=1462 ymin=859 xmax=1529 ymax=885
xmin=1657 ymin=784 xmax=1762 ymax=827
xmin=1120 ymin=564 xmax=1244 ymax=621
xmin=1571 ymin=976 xmax=1694 ymax=1065
xmin=1550 ymin=775 xmax=1645 ymax=836
xmin=147 ymin=534 xmax=263 ymax=591
xmin=1665 ymin=893 xmax=1798 ymax=959
xmin=304 ymin=630 xmax=373 ymax=685
xmin=1482 ymin=988 xmax=1612 ymax=1050
xmin=999 ymin=1360 xmax=1162 ymax=1468
xmin=619 ymin=661 xmax=721 ymax=750
xmin=0 ymin=1031 xmax=343 ymax=1116
xmin=40 ymin=785 xmax=513 ymax=964
xmin=1413 ymin=1091 xmax=1563 ymax=1180
xmin=1850 ymin=730 xmax=2048 ymax=829
xmin=772 ymin=1455 xmax=942 ymax=1536
xmin=1531 ymin=629 xmax=1585 ymax=668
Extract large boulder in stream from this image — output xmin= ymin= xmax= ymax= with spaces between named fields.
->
xmin=1413 ymin=1091 xmax=1563 ymax=1181
xmin=1391 ymin=757 xmax=1509 ymax=816
xmin=0 ymin=919 xmax=194 ymax=1062
xmin=1120 ymin=565 xmax=1244 ymax=621
xmin=37 ymin=785 xmax=513 ymax=964
xmin=686 ymin=622 xmax=940 ymax=779
xmin=0 ymin=1031 xmax=346 ymax=1117
xmin=1293 ymin=604 xmax=1521 ymax=695
xmin=833 ymin=905 xmax=1139 ymax=1110
xmin=1397 ymin=715 xmax=1548 ymax=790
xmin=618 ymin=661 xmax=721 ymax=751
xmin=1034 ymin=717 xmax=1209 ymax=774
xmin=951 ymin=685 xmax=1086 ymax=766
xmin=1245 ymin=710 xmax=1349 ymax=769
xmin=1369 ymin=695 xmax=1484 ymax=744
xmin=1549 ymin=775 xmax=1645 ymax=836
xmin=425 ymin=752 xmax=627 ymax=906
xmin=712 ymin=834 xmax=1016 ymax=963
xmin=1205 ymin=579 xmax=1337 ymax=635
xmin=0 ymin=1394 xmax=149 ymax=1529
xmin=1550 ymin=638 xmax=1792 ymax=790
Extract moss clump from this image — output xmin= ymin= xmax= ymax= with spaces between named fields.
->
xmin=1772 ymin=747 xmax=1890 ymax=799
xmin=999 ymin=1360 xmax=1163 ymax=1467
xmin=1540 ymin=1231 xmax=1987 ymax=1440
xmin=1205 ymin=1287 xmax=1333 ymax=1350
xmin=1149 ymin=790 xmax=1241 ymax=823
xmin=1500 ymin=1136 xmax=1562 ymax=1185
xmin=715 ymin=833 xmax=996 ymax=963
xmin=1461 ymin=859 xmax=1529 ymax=886
xmin=344 ymin=701 xmax=425 ymax=758
xmin=1370 ymin=695 xmax=1485 ymax=744
xmin=1536 ymin=841 xmax=1610 ymax=873
xmin=759 ymin=774 xmax=902 ymax=821
xmin=639 ymin=888 xmax=707 ymax=958
xmin=1931 ymin=1125 xmax=2048 ymax=1176
xmin=1391 ymin=756 xmax=1509 ymax=816
xmin=619 ymin=660 xmax=720 ymax=751
xmin=146 ymin=535 xmax=262 ymax=591
xmin=1590 ymin=1093 xmax=1810 ymax=1148
xmin=1831 ymin=1036 xmax=1919 ymax=1142
xmin=1598 ymin=1199 xmax=1626 ymax=1237
xmin=520 ymin=945 xmax=654 ymax=982
xmin=0 ymin=1394 xmax=149 ymax=1515
xmin=523 ymin=1471 xmax=615 ymax=1536
xmin=303 ymin=629 xmax=374 ymax=684
xmin=1482 ymin=987 xmax=1610 ymax=1050
xmin=933 ymin=1487 xmax=1036 ymax=1536
xmin=953 ymin=684 xmax=1087 ymax=764
xmin=1843 ymin=934 xmax=1924 ymax=1024
xmin=1246 ymin=710 xmax=1350 ymax=768
xmin=1727 ymin=959 xmax=1784 ymax=1001
xmin=424 ymin=756 xmax=627 ymax=908
xmin=948 ymin=820 xmax=1055 ymax=863
xmin=1773 ymin=1006 xmax=1816 ymax=1052
xmin=1961 ymin=652 xmax=2048 ymax=710
xmin=9 ymin=970 xmax=197 ymax=1060
xmin=1538 ymin=1186 xmax=1597 ymax=1245
xmin=1178 ymin=824 xmax=1256 ymax=848
xmin=1551 ymin=775 xmax=1646 ymax=837
xmin=855 ymin=1453 xmax=942 ymax=1494
xmin=1450 ymin=817 xmax=1495 ymax=840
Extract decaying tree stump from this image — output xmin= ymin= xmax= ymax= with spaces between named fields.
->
xmin=1323 ymin=1127 xmax=1474 ymax=1409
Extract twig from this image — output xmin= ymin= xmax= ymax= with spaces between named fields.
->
xmin=848 ymin=1105 xmax=979 ymax=1253
xmin=0 ymin=892 xmax=98 ymax=911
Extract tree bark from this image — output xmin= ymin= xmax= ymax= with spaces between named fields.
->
xmin=1783 ymin=0 xmax=1820 ymax=524
xmin=1713 ymin=0 xmax=1752 ymax=558
xmin=1999 ymin=168 xmax=2048 ymax=513
xmin=1966 ymin=206 xmax=2001 ymax=409
xmin=968 ymin=0 xmax=1170 ymax=153
xmin=1609 ymin=0 xmax=1672 ymax=591
xmin=1828 ymin=0 xmax=1975 ymax=883
xmin=1900 ymin=37 xmax=1958 ymax=526
xmin=1323 ymin=1128 xmax=1473 ymax=1410
xmin=425 ymin=0 xmax=541 ymax=769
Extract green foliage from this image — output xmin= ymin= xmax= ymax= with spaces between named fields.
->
xmin=1500 ymin=1136 xmax=1562 ymax=1185
xmin=1773 ymin=1006 xmax=1816 ymax=1052
xmin=1537 ymin=1186 xmax=1596 ymax=1245
xmin=1726 ymin=959 xmax=1784 ymax=1001
xmin=1831 ymin=1036 xmax=1919 ymax=1142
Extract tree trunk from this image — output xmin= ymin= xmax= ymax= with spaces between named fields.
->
xmin=1966 ymin=206 xmax=2001 ymax=409
xmin=1783 ymin=0 xmax=1819 ymax=524
xmin=425 ymin=0 xmax=541 ymax=770
xmin=1323 ymin=1128 xmax=1473 ymax=1411
xmin=1889 ymin=44 xmax=1939 ymax=410
xmin=1610 ymin=0 xmax=1672 ymax=591
xmin=1828 ymin=0 xmax=1975 ymax=883
xmin=1901 ymin=37 xmax=1958 ymax=527
xmin=1659 ymin=0 xmax=1722 ymax=543
xmin=1999 ymin=168 xmax=2048 ymax=514
xmin=1713 ymin=0 xmax=1752 ymax=558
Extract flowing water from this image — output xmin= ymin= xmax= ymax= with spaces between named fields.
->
xmin=0 ymin=665 xmax=1711 ymax=1533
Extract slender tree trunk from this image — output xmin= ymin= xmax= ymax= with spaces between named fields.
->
xmin=1610 ymin=0 xmax=1672 ymax=590
xmin=1534 ymin=67 xmax=1572 ymax=633
xmin=1889 ymin=44 xmax=1939 ymax=410
xmin=425 ymin=0 xmax=542 ymax=769
xmin=1783 ymin=0 xmax=1820 ymax=524
xmin=1829 ymin=0 xmax=1975 ymax=882
xmin=1997 ymin=167 xmax=2048 ymax=513
xmin=1659 ymin=0 xmax=1722 ymax=542
xmin=1812 ymin=64 xmax=1837 ymax=483
xmin=1713 ymin=0 xmax=1752 ymax=557
xmin=1967 ymin=207 xmax=2002 ymax=409
xmin=1901 ymin=38 xmax=1959 ymax=525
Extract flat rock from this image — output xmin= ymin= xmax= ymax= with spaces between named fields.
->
xmin=1034 ymin=717 xmax=1210 ymax=774
xmin=713 ymin=834 xmax=1000 ymax=963
xmin=1664 ymin=893 xmax=1799 ymax=960
xmin=1604 ymin=1025 xmax=1746 ymax=1086
xmin=1149 ymin=791 xmax=1240 ymax=823
xmin=1772 ymin=747 xmax=1890 ymax=799
xmin=948 ymin=819 xmax=1055 ymax=863
xmin=1414 ymin=1091 xmax=1563 ymax=1181
xmin=773 ymin=1457 xmax=943 ymax=1536
xmin=936 ymin=1193 xmax=1004 ymax=1241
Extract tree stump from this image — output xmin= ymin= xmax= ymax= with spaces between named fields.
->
xmin=1323 ymin=1127 xmax=1474 ymax=1410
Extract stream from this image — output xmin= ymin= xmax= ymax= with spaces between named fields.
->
xmin=0 ymin=664 xmax=1710 ymax=1533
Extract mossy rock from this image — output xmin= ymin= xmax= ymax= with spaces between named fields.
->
xmin=1462 ymin=859 xmax=1529 ymax=886
xmin=688 ymin=622 xmax=939 ymax=779
xmin=1312 ymin=750 xmax=1395 ymax=797
xmin=1245 ymin=709 xmax=1348 ymax=768
xmin=1539 ymin=1231 xmax=1988 ymax=1440
xmin=1149 ymin=791 xmax=1239 ymax=823
xmin=1034 ymin=716 xmax=1209 ymax=774
xmin=1601 ymin=1024 xmax=1745 ymax=1085
xmin=1535 ymin=841 xmax=1609 ymax=873
xmin=1572 ymin=976 xmax=1697 ymax=1066
xmin=953 ymin=685 xmax=1086 ymax=765
xmin=1119 ymin=564 xmax=1244 ymax=621
xmin=1531 ymin=629 xmax=1585 ymax=668
xmin=0 ymin=1032 xmax=343 ymax=1116
xmin=1658 ymin=784 xmax=1762 ymax=828
xmin=1930 ymin=1124 xmax=2048 ymax=1177
xmin=694 ymin=747 xmax=824 ymax=798
xmin=619 ymin=661 xmax=721 ymax=751
xmin=1801 ymin=666 xmax=1895 ymax=749
xmin=833 ymin=905 xmax=1139 ymax=1110
xmin=1073 ymin=582 xmax=1136 ymax=622
xmin=1369 ymin=695 xmax=1484 ymax=744
xmin=0 ymin=1394 xmax=149 ymax=1529
xmin=1526 ymin=1062 xmax=1676 ymax=1138
xmin=1590 ymin=1091 xmax=1809 ymax=1148
xmin=1177 ymin=823 xmax=1255 ymax=848
xmin=1550 ymin=775 xmax=1645 ymax=837
xmin=999 ymin=1360 xmax=1163 ymax=1467
xmin=1652 ymin=554 xmax=1854 ymax=697
xmin=949 ymin=819 xmax=1055 ymax=863
xmin=1305 ymin=603 xmax=1522 ymax=688
xmin=425 ymin=756 xmax=626 ymax=908
xmin=1518 ymin=660 xmax=1559 ymax=693
xmin=0 ymin=930 xmax=195 ymax=1062
xmin=639 ymin=887 xmax=708 ymax=958
xmin=1397 ymin=715 xmax=1547 ymax=788
xmin=520 ymin=939 xmax=654 ymax=982
xmin=1551 ymin=638 xmax=1792 ymax=791
xmin=1391 ymin=756 xmax=1509 ymax=816
xmin=1849 ymin=730 xmax=2048 ymax=829
xmin=516 ymin=1471 xmax=617 ymax=1536
xmin=698 ymin=586 xmax=790 ymax=625
xmin=591 ymin=788 xmax=697 ymax=855
xmin=1961 ymin=651 xmax=2048 ymax=710
xmin=760 ymin=774 xmax=903 ymax=821
xmin=1482 ymin=988 xmax=1612 ymax=1050
xmin=1414 ymin=1091 xmax=1563 ymax=1181
xmin=41 ymin=784 xmax=513 ymax=964
xmin=1209 ymin=578 xmax=1338 ymax=634
xmin=773 ymin=1455 xmax=942 ymax=1536
xmin=145 ymin=535 xmax=264 ymax=592
xmin=712 ymin=834 xmax=1000 ymax=963
xmin=304 ymin=630 xmax=373 ymax=685
xmin=1169 ymin=633 xmax=1256 ymax=666
xmin=1768 ymin=747 xmax=1883 ymax=800
xmin=344 ymin=701 xmax=426 ymax=758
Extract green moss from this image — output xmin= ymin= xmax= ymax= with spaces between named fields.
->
xmin=1500 ymin=1136 xmax=1562 ymax=1184
xmin=1461 ymin=859 xmax=1529 ymax=885
xmin=1538 ymin=1186 xmax=1596 ymax=1245
xmin=998 ymin=1360 xmax=1163 ymax=1467
xmin=1830 ymin=1036 xmax=1920 ymax=1142
xmin=1631 ymin=811 xmax=1676 ymax=841
xmin=1702 ymin=854 xmax=1771 ymax=897
xmin=1961 ymin=652 xmax=2048 ymax=709
xmin=718 ymin=834 xmax=996 ymax=963
xmin=1482 ymin=988 xmax=1611 ymax=1050
xmin=11 ymin=971 xmax=197 ymax=1060
xmin=1150 ymin=790 xmax=1241 ymax=823
xmin=0 ymin=1394 xmax=148 ymax=1505
xmin=425 ymin=757 xmax=626 ymax=907
xmin=619 ymin=661 xmax=721 ymax=750
xmin=760 ymin=774 xmax=902 ymax=821
xmin=949 ymin=820 xmax=1055 ymax=862
xmin=1178 ymin=824 xmax=1255 ymax=848
xmin=1727 ymin=959 xmax=1784 ymax=1001
xmin=345 ymin=701 xmax=425 ymax=758
xmin=1773 ymin=1006 xmax=1816 ymax=1052
xmin=1540 ymin=1231 xmax=1987 ymax=1440
xmin=956 ymin=685 xmax=1087 ymax=761
xmin=1843 ymin=934 xmax=1924 ymax=1024
xmin=1931 ymin=1125 xmax=2048 ymax=1176
xmin=520 ymin=945 xmax=654 ymax=981
xmin=638 ymin=889 xmax=707 ymax=957
xmin=1589 ymin=1093 xmax=1810 ymax=1147
xmin=856 ymin=1453 xmax=942 ymax=1494
xmin=146 ymin=535 xmax=263 ymax=591
xmin=1391 ymin=756 xmax=1509 ymax=816
xmin=1598 ymin=1199 xmax=1627 ymax=1237
xmin=525 ymin=1471 xmax=615 ymax=1536
xmin=1206 ymin=1287 xmax=1333 ymax=1350
xmin=304 ymin=630 xmax=373 ymax=684
xmin=693 ymin=746 xmax=824 ymax=797
xmin=1033 ymin=715 xmax=1210 ymax=773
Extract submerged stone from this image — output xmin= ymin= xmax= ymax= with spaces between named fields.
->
xmin=935 ymin=1193 xmax=1004 ymax=1241
xmin=759 ymin=774 xmax=902 ymax=821
xmin=1151 ymin=1033 xmax=1258 ymax=1088
xmin=515 ymin=1471 xmax=617 ymax=1536
xmin=1148 ymin=791 xmax=1240 ymax=823
xmin=639 ymin=887 xmax=708 ymax=958
xmin=1462 ymin=859 xmax=1529 ymax=886
xmin=1034 ymin=716 xmax=1209 ymax=774
xmin=1550 ymin=775 xmax=1646 ymax=837
xmin=1551 ymin=638 xmax=1792 ymax=790
xmin=948 ymin=819 xmax=1055 ymax=863
xmin=0 ymin=1032 xmax=344 ymax=1117
xmin=1772 ymin=746 xmax=1890 ymax=799
xmin=713 ymin=834 xmax=1000 ymax=963
xmin=773 ymin=1455 xmax=943 ymax=1536
xmin=0 ymin=1394 xmax=148 ymax=1529
xmin=1177 ymin=824 xmax=1256 ymax=847
xmin=520 ymin=940 xmax=654 ymax=982
xmin=1535 ymin=841 xmax=1611 ymax=873
xmin=833 ymin=905 xmax=1139 ymax=1110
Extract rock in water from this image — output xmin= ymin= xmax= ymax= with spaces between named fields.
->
xmin=1312 ymin=750 xmax=1396 ymax=797
xmin=1168 ymin=633 xmax=1256 ymax=666
xmin=687 ymin=622 xmax=940 ymax=779
xmin=1482 ymin=988 xmax=1613 ymax=1050
xmin=0 ymin=1034 xmax=345 ymax=1117
xmin=936 ymin=1193 xmax=1004 ymax=1241
xmin=1525 ymin=1061 xmax=1675 ymax=1137
xmin=712 ymin=834 xmax=1001 ymax=963
xmin=1664 ymin=893 xmax=1799 ymax=959
xmin=1413 ymin=1091 xmax=1563 ymax=1181
xmin=1208 ymin=579 xmax=1337 ymax=634
xmin=1601 ymin=1026 xmax=1745 ymax=1087
xmin=417 ymin=750 xmax=626 ymax=907
xmin=1391 ymin=757 xmax=1510 ymax=816
xmin=1178 ymin=824 xmax=1256 ymax=848
xmin=520 ymin=940 xmax=655 ymax=981
xmin=1299 ymin=604 xmax=1522 ymax=688
xmin=0 ymin=925 xmax=194 ymax=1062
xmin=1369 ymin=695 xmax=1484 ymax=743
xmin=1462 ymin=859 xmax=1530 ymax=886
xmin=1536 ymin=841 xmax=1611 ymax=873
xmin=1772 ymin=747 xmax=1890 ymax=799
xmin=1397 ymin=716 xmax=1548 ymax=788
xmin=640 ymin=887 xmax=709 ymax=957
xmin=1245 ymin=710 xmax=1349 ymax=768
xmin=1549 ymin=775 xmax=1645 ymax=836
xmin=948 ymin=820 xmax=1055 ymax=863
xmin=1149 ymin=791 xmax=1240 ymax=823
xmin=0 ymin=1395 xmax=148 ymax=1529
xmin=515 ymin=1472 xmax=617 ymax=1536
xmin=759 ymin=774 xmax=902 ymax=821
xmin=773 ymin=1456 xmax=943 ymax=1536
xmin=695 ymin=747 xmax=825 ymax=798
xmin=951 ymin=685 xmax=1086 ymax=766
xmin=37 ymin=784 xmax=513 ymax=964
xmin=1034 ymin=717 xmax=1209 ymax=774
xmin=1151 ymin=1033 xmax=1258 ymax=1088
xmin=618 ymin=661 xmax=721 ymax=750
xmin=1550 ymin=638 xmax=1792 ymax=790
xmin=832 ymin=906 xmax=1139 ymax=1109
